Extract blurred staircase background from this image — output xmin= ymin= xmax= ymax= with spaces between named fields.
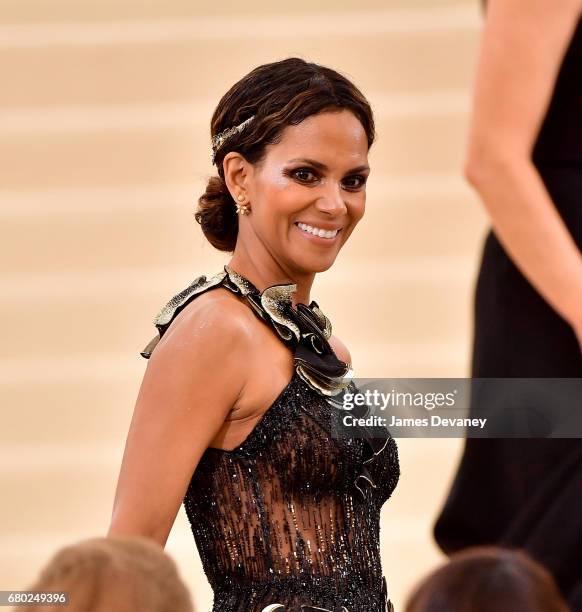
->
xmin=0 ymin=0 xmax=488 ymax=608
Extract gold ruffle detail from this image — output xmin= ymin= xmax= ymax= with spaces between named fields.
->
xmin=260 ymin=284 xmax=301 ymax=343
xmin=153 ymin=270 xmax=226 ymax=327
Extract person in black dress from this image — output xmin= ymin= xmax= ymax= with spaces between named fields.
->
xmin=108 ymin=57 xmax=399 ymax=612
xmin=434 ymin=1 xmax=582 ymax=609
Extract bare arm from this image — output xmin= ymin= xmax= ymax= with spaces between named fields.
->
xmin=465 ymin=0 xmax=582 ymax=348
xmin=107 ymin=298 xmax=251 ymax=547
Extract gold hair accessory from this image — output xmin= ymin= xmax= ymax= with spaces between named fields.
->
xmin=210 ymin=115 xmax=256 ymax=165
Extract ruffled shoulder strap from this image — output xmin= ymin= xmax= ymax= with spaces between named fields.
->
xmin=140 ymin=264 xmax=352 ymax=396
xmin=140 ymin=270 xmax=227 ymax=359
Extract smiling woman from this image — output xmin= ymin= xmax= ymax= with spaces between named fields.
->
xmin=196 ymin=58 xmax=374 ymax=267
xmin=108 ymin=57 xmax=399 ymax=612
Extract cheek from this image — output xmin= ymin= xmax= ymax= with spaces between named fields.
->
xmin=349 ymin=197 xmax=366 ymax=224
xmin=260 ymin=183 xmax=307 ymax=225
xmin=254 ymin=188 xmax=297 ymax=236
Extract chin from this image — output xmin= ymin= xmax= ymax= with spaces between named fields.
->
xmin=291 ymin=254 xmax=337 ymax=276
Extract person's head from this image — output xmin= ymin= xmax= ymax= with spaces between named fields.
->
xmin=25 ymin=536 xmax=194 ymax=612
xmin=405 ymin=546 xmax=569 ymax=612
xmin=196 ymin=57 xmax=375 ymax=276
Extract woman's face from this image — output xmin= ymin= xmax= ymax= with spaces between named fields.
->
xmin=235 ymin=109 xmax=370 ymax=275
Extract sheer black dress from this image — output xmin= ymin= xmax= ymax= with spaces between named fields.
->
xmin=141 ymin=265 xmax=400 ymax=612
xmin=434 ymin=12 xmax=582 ymax=610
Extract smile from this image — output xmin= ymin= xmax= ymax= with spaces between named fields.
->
xmin=295 ymin=222 xmax=341 ymax=240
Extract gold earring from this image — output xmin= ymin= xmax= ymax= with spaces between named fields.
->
xmin=235 ymin=194 xmax=250 ymax=215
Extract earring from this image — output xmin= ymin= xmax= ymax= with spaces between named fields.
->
xmin=235 ymin=193 xmax=251 ymax=215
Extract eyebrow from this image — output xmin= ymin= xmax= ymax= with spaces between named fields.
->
xmin=286 ymin=158 xmax=370 ymax=174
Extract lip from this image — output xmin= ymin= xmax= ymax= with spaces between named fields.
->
xmin=294 ymin=221 xmax=342 ymax=245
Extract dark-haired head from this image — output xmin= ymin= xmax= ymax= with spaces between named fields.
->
xmin=405 ymin=546 xmax=569 ymax=612
xmin=195 ymin=57 xmax=375 ymax=275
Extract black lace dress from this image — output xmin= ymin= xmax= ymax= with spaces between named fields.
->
xmin=141 ymin=265 xmax=400 ymax=612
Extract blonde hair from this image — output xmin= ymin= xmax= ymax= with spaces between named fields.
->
xmin=25 ymin=536 xmax=194 ymax=612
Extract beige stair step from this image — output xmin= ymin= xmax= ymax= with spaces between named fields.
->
xmin=0 ymin=0 xmax=475 ymax=24
xmin=0 ymin=378 xmax=136 ymax=447
xmin=383 ymin=438 xmax=464 ymax=520
xmin=352 ymin=342 xmax=472 ymax=378
xmin=0 ymin=8 xmax=479 ymax=106
xmin=0 ymin=110 xmax=470 ymax=189
xmin=0 ymin=266 xmax=476 ymax=359
xmin=0 ymin=342 xmax=472 ymax=449
xmin=0 ymin=181 xmax=487 ymax=273
xmin=0 ymin=463 xmax=118 ymax=535
xmin=0 ymin=440 xmax=460 ymax=530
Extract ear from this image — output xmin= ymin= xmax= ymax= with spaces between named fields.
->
xmin=222 ymin=152 xmax=251 ymax=201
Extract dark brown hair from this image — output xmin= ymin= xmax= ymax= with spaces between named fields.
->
xmin=405 ymin=546 xmax=569 ymax=612
xmin=195 ymin=57 xmax=376 ymax=252
xmin=26 ymin=536 xmax=194 ymax=612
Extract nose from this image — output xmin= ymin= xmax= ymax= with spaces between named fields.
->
xmin=316 ymin=182 xmax=347 ymax=216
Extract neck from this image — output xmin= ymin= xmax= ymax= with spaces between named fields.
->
xmin=227 ymin=251 xmax=315 ymax=309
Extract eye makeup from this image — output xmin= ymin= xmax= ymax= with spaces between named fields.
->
xmin=283 ymin=166 xmax=368 ymax=191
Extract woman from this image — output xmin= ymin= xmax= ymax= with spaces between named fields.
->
xmin=108 ymin=57 xmax=400 ymax=612
xmin=434 ymin=0 xmax=582 ymax=608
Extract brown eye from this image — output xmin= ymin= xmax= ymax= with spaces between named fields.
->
xmin=292 ymin=168 xmax=318 ymax=183
xmin=342 ymin=175 xmax=367 ymax=190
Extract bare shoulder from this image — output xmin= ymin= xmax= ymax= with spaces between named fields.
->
xmin=147 ymin=286 xmax=258 ymax=399
xmin=157 ymin=287 xmax=256 ymax=352
xmin=328 ymin=333 xmax=352 ymax=366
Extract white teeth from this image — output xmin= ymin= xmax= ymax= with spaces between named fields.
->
xmin=296 ymin=222 xmax=339 ymax=239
